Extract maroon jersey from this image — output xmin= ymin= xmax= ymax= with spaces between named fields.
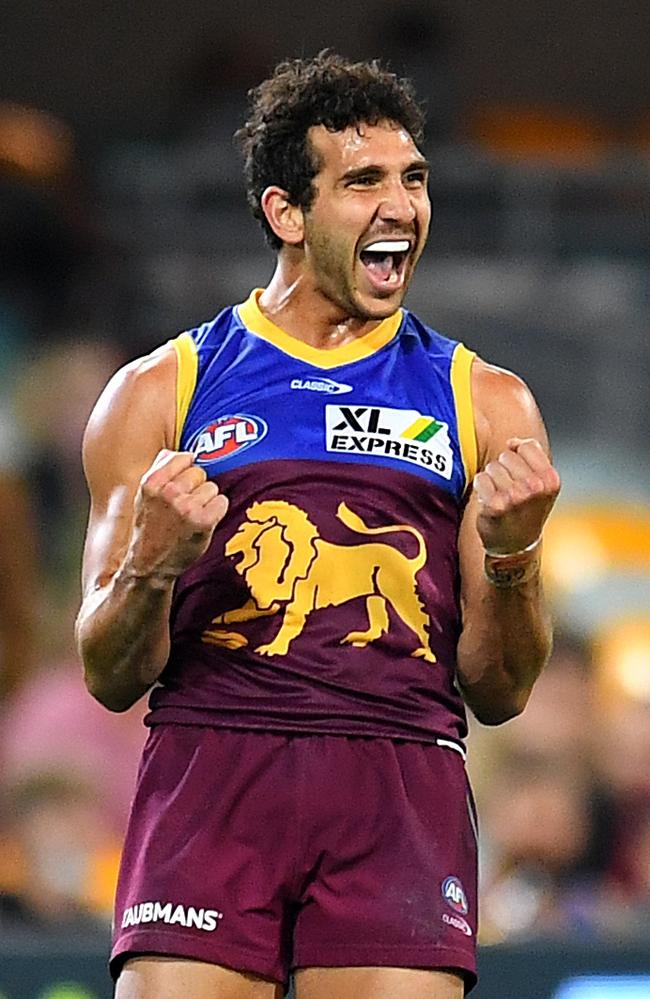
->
xmin=147 ymin=291 xmax=477 ymax=746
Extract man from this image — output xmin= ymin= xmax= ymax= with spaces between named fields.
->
xmin=76 ymin=53 xmax=560 ymax=999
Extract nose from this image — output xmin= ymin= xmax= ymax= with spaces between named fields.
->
xmin=377 ymin=179 xmax=417 ymax=225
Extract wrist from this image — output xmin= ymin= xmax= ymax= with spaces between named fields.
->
xmin=483 ymin=536 xmax=542 ymax=559
xmin=483 ymin=536 xmax=542 ymax=588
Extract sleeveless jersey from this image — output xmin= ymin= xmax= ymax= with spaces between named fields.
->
xmin=146 ymin=289 xmax=477 ymax=747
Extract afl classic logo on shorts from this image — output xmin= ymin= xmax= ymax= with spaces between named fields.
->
xmin=441 ymin=875 xmax=469 ymax=915
xmin=189 ymin=415 xmax=267 ymax=465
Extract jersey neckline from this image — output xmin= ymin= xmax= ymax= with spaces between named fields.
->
xmin=236 ymin=289 xmax=404 ymax=370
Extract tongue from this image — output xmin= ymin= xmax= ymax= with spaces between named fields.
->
xmin=364 ymin=254 xmax=394 ymax=281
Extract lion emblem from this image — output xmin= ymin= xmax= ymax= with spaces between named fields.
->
xmin=202 ymin=500 xmax=435 ymax=663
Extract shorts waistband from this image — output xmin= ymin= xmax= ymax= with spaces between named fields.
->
xmin=435 ymin=738 xmax=467 ymax=761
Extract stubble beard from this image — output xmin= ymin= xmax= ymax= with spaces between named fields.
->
xmin=313 ymin=238 xmax=410 ymax=322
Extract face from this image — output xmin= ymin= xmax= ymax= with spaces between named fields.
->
xmin=300 ymin=120 xmax=431 ymax=320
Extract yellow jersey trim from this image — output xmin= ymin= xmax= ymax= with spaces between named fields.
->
xmin=450 ymin=343 xmax=478 ymax=492
xmin=237 ymin=289 xmax=403 ymax=370
xmin=171 ymin=331 xmax=199 ymax=449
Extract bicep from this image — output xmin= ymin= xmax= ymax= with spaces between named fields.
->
xmin=472 ymin=360 xmax=552 ymax=466
xmin=458 ymin=361 xmax=551 ymax=609
xmin=80 ymin=349 xmax=176 ymax=595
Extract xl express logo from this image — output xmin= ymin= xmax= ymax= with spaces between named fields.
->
xmin=326 ymin=404 xmax=453 ymax=479
xmin=188 ymin=414 xmax=267 ymax=465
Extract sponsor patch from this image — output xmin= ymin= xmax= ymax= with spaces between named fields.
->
xmin=291 ymin=377 xmax=353 ymax=394
xmin=442 ymin=875 xmax=469 ymax=915
xmin=188 ymin=414 xmax=267 ymax=465
xmin=121 ymin=900 xmax=223 ymax=932
xmin=326 ymin=405 xmax=453 ymax=479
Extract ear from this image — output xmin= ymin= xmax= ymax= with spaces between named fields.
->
xmin=260 ymin=186 xmax=304 ymax=246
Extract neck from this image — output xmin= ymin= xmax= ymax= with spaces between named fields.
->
xmin=258 ymin=254 xmax=387 ymax=349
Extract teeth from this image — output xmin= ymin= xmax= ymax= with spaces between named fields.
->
xmin=363 ymin=240 xmax=410 ymax=253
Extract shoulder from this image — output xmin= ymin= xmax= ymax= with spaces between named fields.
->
xmin=471 ymin=357 xmax=536 ymax=412
xmin=83 ymin=341 xmax=178 ymax=471
xmin=87 ymin=341 xmax=177 ymax=430
xmin=470 ymin=357 xmax=549 ymax=465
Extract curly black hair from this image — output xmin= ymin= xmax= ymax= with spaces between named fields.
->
xmin=235 ymin=51 xmax=425 ymax=250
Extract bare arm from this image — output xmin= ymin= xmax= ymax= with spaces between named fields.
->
xmin=456 ymin=360 xmax=561 ymax=725
xmin=75 ymin=344 xmax=228 ymax=712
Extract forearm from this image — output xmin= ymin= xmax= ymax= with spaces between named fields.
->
xmin=456 ymin=570 xmax=552 ymax=725
xmin=76 ymin=567 xmax=174 ymax=712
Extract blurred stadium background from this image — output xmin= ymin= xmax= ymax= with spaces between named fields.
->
xmin=0 ymin=1 xmax=649 ymax=997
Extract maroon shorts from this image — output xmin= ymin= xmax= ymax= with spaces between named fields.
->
xmin=111 ymin=725 xmax=478 ymax=992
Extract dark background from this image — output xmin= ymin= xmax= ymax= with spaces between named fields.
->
xmin=1 ymin=5 xmax=650 ymax=998
xmin=2 ymin=1 xmax=649 ymax=141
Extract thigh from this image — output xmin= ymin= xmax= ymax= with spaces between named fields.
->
xmin=111 ymin=726 xmax=301 ymax=986
xmin=116 ymin=955 xmax=284 ymax=999
xmin=295 ymin=966 xmax=464 ymax=999
xmin=293 ymin=739 xmax=478 ymax=990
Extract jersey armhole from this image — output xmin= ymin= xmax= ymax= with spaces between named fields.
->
xmin=450 ymin=343 xmax=478 ymax=493
xmin=170 ymin=331 xmax=199 ymax=449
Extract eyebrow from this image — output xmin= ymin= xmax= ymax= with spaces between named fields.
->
xmin=341 ymin=159 xmax=431 ymax=182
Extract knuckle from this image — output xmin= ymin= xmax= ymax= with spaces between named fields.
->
xmin=140 ymin=478 xmax=161 ymax=499
xmin=539 ymin=473 xmax=557 ymax=496
xmin=161 ymin=481 xmax=181 ymax=501
xmin=512 ymin=479 xmax=532 ymax=502
xmin=199 ymin=509 xmax=218 ymax=530
xmin=186 ymin=466 xmax=203 ymax=484
xmin=175 ymin=496 xmax=195 ymax=519
xmin=487 ymin=496 xmax=507 ymax=516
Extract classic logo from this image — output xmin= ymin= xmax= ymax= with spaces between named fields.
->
xmin=202 ymin=499 xmax=435 ymax=663
xmin=121 ymin=901 xmax=223 ymax=932
xmin=326 ymin=405 xmax=453 ymax=478
xmin=442 ymin=912 xmax=473 ymax=937
xmin=290 ymin=377 xmax=353 ymax=394
xmin=188 ymin=414 xmax=267 ymax=465
xmin=442 ymin=875 xmax=469 ymax=915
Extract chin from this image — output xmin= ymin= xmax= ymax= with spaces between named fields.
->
xmin=354 ymin=291 xmax=404 ymax=320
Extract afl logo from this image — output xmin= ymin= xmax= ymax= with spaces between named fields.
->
xmin=189 ymin=414 xmax=267 ymax=465
xmin=441 ymin=876 xmax=468 ymax=915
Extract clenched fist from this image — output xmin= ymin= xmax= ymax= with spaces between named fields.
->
xmin=127 ymin=449 xmax=228 ymax=580
xmin=473 ymin=437 xmax=561 ymax=555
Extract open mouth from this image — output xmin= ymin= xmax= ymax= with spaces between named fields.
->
xmin=359 ymin=239 xmax=412 ymax=294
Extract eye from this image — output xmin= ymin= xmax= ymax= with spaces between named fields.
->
xmin=404 ymin=170 xmax=427 ymax=187
xmin=347 ymin=174 xmax=378 ymax=188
